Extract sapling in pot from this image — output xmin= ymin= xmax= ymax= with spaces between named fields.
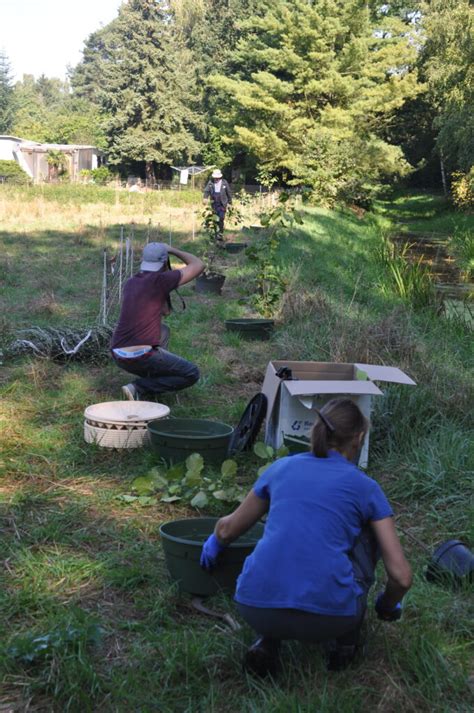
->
xmin=244 ymin=192 xmax=305 ymax=317
xmin=196 ymin=205 xmax=227 ymax=293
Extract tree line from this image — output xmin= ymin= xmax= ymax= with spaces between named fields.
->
xmin=0 ymin=0 xmax=472 ymax=205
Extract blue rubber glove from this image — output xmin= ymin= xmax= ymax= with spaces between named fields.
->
xmin=375 ymin=591 xmax=403 ymax=622
xmin=200 ymin=533 xmax=225 ymax=571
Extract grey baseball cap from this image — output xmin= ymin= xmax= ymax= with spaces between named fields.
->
xmin=140 ymin=242 xmax=168 ymax=272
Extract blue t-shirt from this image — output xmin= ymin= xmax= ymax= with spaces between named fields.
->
xmin=234 ymin=451 xmax=393 ymax=616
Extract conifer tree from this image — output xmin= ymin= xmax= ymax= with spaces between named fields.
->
xmin=0 ymin=50 xmax=15 ymax=134
xmin=73 ymin=0 xmax=203 ymax=179
xmin=210 ymin=0 xmax=421 ymax=203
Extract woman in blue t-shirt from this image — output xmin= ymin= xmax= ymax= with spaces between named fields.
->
xmin=201 ymin=398 xmax=412 ymax=675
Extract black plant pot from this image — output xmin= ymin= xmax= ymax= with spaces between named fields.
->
xmin=195 ymin=273 xmax=226 ymax=295
xmin=224 ymin=242 xmax=248 ymax=254
xmin=426 ymin=539 xmax=474 ymax=586
xmin=225 ymin=318 xmax=275 ymax=340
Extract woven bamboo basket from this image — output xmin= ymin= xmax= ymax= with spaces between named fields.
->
xmin=84 ymin=401 xmax=170 ymax=449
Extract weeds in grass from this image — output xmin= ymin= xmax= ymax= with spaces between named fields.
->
xmin=2 ymin=609 xmax=105 ymax=710
xmin=376 ymin=237 xmax=435 ymax=309
xmin=447 ymin=228 xmax=474 ymax=282
xmin=278 ymin=287 xmax=417 ymax=367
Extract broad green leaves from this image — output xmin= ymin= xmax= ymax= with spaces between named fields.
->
xmin=121 ymin=454 xmax=245 ymax=511
xmin=118 ymin=442 xmax=290 ymax=511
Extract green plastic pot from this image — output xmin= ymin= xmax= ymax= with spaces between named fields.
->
xmin=224 ymin=242 xmax=248 ymax=254
xmin=283 ymin=435 xmax=310 ymax=453
xmin=195 ymin=274 xmax=226 ymax=295
xmin=148 ymin=418 xmax=234 ymax=464
xmin=225 ymin=318 xmax=274 ymax=340
xmin=159 ymin=517 xmax=264 ymax=595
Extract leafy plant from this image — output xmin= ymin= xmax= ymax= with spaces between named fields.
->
xmin=117 ymin=443 xmax=290 ymax=510
xmin=46 ymin=150 xmax=68 ymax=182
xmin=245 ymin=192 xmax=305 ymax=317
xmin=7 ymin=619 xmax=103 ymax=665
xmin=200 ymin=203 xmax=224 ymax=276
xmin=450 ymin=168 xmax=474 ymax=212
xmin=117 ymin=453 xmax=245 ymax=509
xmin=91 ymin=166 xmax=111 ymax=185
xmin=0 ymin=159 xmax=30 ymax=184
xmin=225 ymin=201 xmax=244 ymax=228
xmin=447 ymin=228 xmax=474 ymax=282
xmin=253 ymin=441 xmax=289 ymax=474
xmin=376 ymin=237 xmax=435 ymax=309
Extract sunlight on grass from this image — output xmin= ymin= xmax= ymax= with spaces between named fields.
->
xmin=11 ymin=546 xmax=104 ymax=603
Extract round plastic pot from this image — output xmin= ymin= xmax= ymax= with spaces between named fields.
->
xmin=195 ymin=274 xmax=226 ymax=295
xmin=225 ymin=318 xmax=274 ymax=340
xmin=283 ymin=435 xmax=310 ymax=453
xmin=148 ymin=417 xmax=234 ymax=464
xmin=224 ymin=242 xmax=248 ymax=254
xmin=159 ymin=517 xmax=264 ymax=596
xmin=425 ymin=539 xmax=474 ymax=586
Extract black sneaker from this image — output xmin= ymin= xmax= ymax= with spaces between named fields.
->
xmin=243 ymin=637 xmax=281 ymax=677
xmin=325 ymin=643 xmax=362 ymax=672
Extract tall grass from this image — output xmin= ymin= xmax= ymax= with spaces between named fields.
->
xmin=375 ymin=238 xmax=435 ymax=309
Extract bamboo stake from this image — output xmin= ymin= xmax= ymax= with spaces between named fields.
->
xmin=101 ymin=248 xmax=107 ymax=325
xmin=118 ymin=226 xmax=124 ymax=303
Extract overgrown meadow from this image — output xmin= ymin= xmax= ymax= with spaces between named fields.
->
xmin=0 ymin=185 xmax=473 ymax=712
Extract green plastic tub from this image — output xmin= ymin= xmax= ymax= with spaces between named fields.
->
xmin=225 ymin=318 xmax=274 ymax=340
xmin=224 ymin=242 xmax=248 ymax=254
xmin=148 ymin=418 xmax=234 ymax=464
xmin=159 ymin=517 xmax=264 ymax=595
xmin=283 ymin=435 xmax=310 ymax=453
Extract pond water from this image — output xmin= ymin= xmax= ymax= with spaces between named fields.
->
xmin=392 ymin=232 xmax=473 ymax=326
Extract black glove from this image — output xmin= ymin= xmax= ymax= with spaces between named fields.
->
xmin=375 ymin=592 xmax=403 ymax=622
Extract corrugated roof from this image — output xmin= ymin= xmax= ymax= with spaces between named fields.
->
xmin=0 ymin=135 xmax=101 ymax=151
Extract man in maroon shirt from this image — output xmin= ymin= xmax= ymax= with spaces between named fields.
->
xmin=111 ymin=242 xmax=204 ymax=400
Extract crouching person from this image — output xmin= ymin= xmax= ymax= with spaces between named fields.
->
xmin=200 ymin=398 xmax=412 ymax=675
xmin=111 ymin=242 xmax=204 ymax=400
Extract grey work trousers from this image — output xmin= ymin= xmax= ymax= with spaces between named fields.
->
xmin=112 ymin=325 xmax=199 ymax=396
xmin=236 ymin=527 xmax=379 ymax=646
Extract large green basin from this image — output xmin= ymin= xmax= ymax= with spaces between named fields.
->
xmin=159 ymin=517 xmax=264 ymax=596
xmin=225 ymin=318 xmax=274 ymax=340
xmin=148 ymin=418 xmax=234 ymax=464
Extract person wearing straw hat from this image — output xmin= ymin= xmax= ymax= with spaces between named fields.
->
xmin=203 ymin=169 xmax=232 ymax=241
xmin=111 ymin=242 xmax=204 ymax=400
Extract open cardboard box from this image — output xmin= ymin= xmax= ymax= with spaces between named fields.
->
xmin=261 ymin=361 xmax=416 ymax=468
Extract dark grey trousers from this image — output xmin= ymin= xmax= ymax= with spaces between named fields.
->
xmin=112 ymin=325 xmax=199 ymax=396
xmin=237 ymin=527 xmax=379 ymax=646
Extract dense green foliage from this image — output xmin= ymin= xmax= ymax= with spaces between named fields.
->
xmin=0 ymin=50 xmax=15 ymax=133
xmin=73 ymin=0 xmax=203 ymax=179
xmin=421 ymin=0 xmax=473 ymax=174
xmin=209 ymin=0 xmax=420 ymax=203
xmin=10 ymin=74 xmax=105 ymax=147
xmin=0 ymin=159 xmax=30 ymax=184
xmin=4 ymin=1 xmax=473 ymax=200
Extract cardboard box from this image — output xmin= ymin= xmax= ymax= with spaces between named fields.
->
xmin=261 ymin=361 xmax=416 ymax=467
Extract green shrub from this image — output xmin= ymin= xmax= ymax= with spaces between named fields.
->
xmin=0 ymin=160 xmax=30 ymax=185
xmin=451 ymin=168 xmax=474 ymax=211
xmin=448 ymin=228 xmax=474 ymax=281
xmin=90 ymin=166 xmax=111 ymax=185
xmin=79 ymin=167 xmax=111 ymax=185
